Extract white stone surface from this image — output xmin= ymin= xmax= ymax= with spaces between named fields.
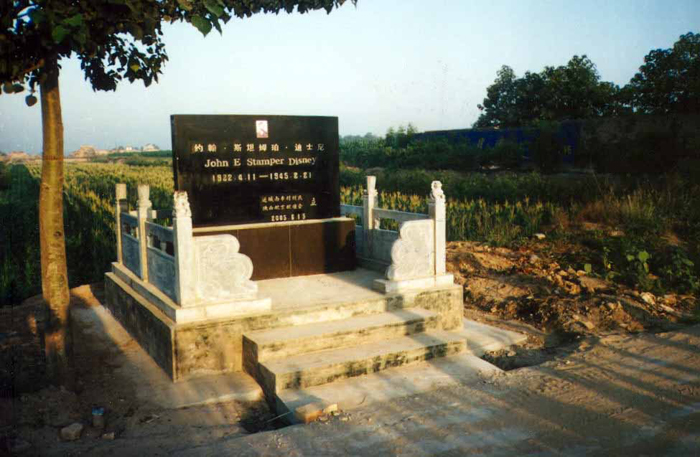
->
xmin=429 ymin=180 xmax=447 ymax=276
xmin=173 ymin=191 xmax=192 ymax=218
xmin=109 ymin=264 xmax=271 ymax=324
xmin=194 ymin=235 xmax=257 ymax=302
xmin=173 ymin=191 xmax=196 ymax=306
xmin=176 ymin=296 xmax=271 ymax=323
xmin=386 ymin=219 xmax=435 ymax=281
xmin=136 ymin=185 xmax=151 ymax=281
xmin=362 ymin=176 xmax=378 ymax=258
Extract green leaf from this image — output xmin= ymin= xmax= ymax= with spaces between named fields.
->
xmin=25 ymin=95 xmax=37 ymax=107
xmin=204 ymin=0 xmax=224 ymax=17
xmin=52 ymin=25 xmax=70 ymax=43
xmin=28 ymin=8 xmax=45 ymax=24
xmin=130 ymin=63 xmax=140 ymax=72
xmin=65 ymin=14 xmax=83 ymax=28
xmin=584 ymin=263 xmax=592 ymax=274
xmin=637 ymin=251 xmax=650 ymax=263
xmin=626 ymin=254 xmax=635 ymax=262
xmin=191 ymin=15 xmax=212 ymax=36
xmin=75 ymin=31 xmax=87 ymax=46
xmin=212 ymin=19 xmax=222 ymax=34
xmin=12 ymin=84 xmax=24 ymax=93
xmin=177 ymin=0 xmax=193 ymax=11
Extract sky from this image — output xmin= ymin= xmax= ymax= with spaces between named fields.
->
xmin=0 ymin=0 xmax=698 ymax=155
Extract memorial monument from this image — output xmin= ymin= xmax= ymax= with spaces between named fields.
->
xmin=104 ymin=114 xmax=466 ymax=418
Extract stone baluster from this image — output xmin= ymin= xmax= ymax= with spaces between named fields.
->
xmin=428 ymin=181 xmax=446 ymax=276
xmin=115 ymin=183 xmax=128 ymax=265
xmin=172 ymin=191 xmax=195 ymax=306
xmin=137 ymin=184 xmax=152 ymax=282
xmin=362 ymin=176 xmax=378 ymax=258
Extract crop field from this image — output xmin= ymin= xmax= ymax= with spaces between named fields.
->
xmin=1 ymin=161 xmax=699 ymax=307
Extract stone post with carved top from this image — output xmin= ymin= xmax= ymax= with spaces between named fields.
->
xmin=115 ymin=183 xmax=127 ymax=265
xmin=428 ymin=181 xmax=446 ymax=276
xmin=362 ymin=176 xmax=378 ymax=258
xmin=172 ymin=191 xmax=196 ymax=306
xmin=136 ymin=184 xmax=152 ymax=281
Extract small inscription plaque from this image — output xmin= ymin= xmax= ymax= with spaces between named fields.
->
xmin=171 ymin=115 xmax=340 ymax=227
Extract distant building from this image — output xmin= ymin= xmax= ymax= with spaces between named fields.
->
xmin=4 ymin=151 xmax=32 ymax=162
xmin=142 ymin=143 xmax=160 ymax=152
xmin=70 ymin=145 xmax=97 ymax=158
xmin=109 ymin=146 xmax=136 ymax=153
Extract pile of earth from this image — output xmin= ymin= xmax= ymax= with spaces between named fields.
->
xmin=446 ymin=236 xmax=697 ymax=370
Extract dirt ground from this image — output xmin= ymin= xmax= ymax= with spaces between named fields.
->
xmin=1 ymin=236 xmax=698 ymax=455
xmin=1 ymin=286 xmax=282 ymax=456
xmin=446 ymin=236 xmax=698 ymax=371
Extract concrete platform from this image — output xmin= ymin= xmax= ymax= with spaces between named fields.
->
xmin=79 ymin=290 xmax=527 ymax=419
xmin=105 ymin=267 xmax=463 ymax=382
xmin=257 ymin=268 xmax=385 ymax=312
xmin=71 ymin=302 xmax=264 ymax=410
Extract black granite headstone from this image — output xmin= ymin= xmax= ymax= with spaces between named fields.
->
xmin=171 ymin=115 xmax=340 ymax=227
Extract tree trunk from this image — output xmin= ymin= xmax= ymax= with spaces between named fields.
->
xmin=39 ymin=56 xmax=72 ymax=387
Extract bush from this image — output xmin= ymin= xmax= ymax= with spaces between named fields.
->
xmin=531 ymin=123 xmax=566 ymax=173
xmin=0 ymin=162 xmax=9 ymax=190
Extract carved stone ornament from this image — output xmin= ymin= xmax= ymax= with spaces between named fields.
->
xmin=137 ymin=185 xmax=152 ymax=209
xmin=173 ymin=191 xmax=192 ymax=218
xmin=430 ymin=181 xmax=445 ymax=201
xmin=194 ymin=235 xmax=257 ymax=302
xmin=386 ymin=219 xmax=434 ymax=281
xmin=364 ymin=175 xmax=378 ymax=197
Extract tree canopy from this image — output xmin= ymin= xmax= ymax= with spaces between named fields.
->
xmin=1 ymin=0 xmax=353 ymax=96
xmin=627 ymin=32 xmax=700 ymax=115
xmin=474 ymin=55 xmax=628 ymax=128
xmin=474 ymin=32 xmax=700 ymax=128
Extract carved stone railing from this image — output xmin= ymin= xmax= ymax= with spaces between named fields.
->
xmin=340 ymin=176 xmax=453 ymax=293
xmin=119 ymin=213 xmax=141 ymax=278
xmin=145 ymin=221 xmax=176 ymax=302
xmin=113 ymin=184 xmax=269 ymax=322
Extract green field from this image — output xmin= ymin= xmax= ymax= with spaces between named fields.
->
xmin=1 ymin=160 xmax=699 ymax=306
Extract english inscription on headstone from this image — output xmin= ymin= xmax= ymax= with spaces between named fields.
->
xmin=171 ymin=115 xmax=340 ymax=227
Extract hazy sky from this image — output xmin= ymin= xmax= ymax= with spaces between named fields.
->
xmin=0 ymin=0 xmax=698 ymax=154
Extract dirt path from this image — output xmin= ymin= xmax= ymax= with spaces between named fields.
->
xmin=6 ymin=292 xmax=699 ymax=456
xmin=176 ymin=325 xmax=700 ymax=456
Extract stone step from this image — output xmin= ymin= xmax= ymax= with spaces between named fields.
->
xmin=276 ymin=352 xmax=503 ymax=424
xmin=258 ymin=331 xmax=467 ymax=394
xmin=243 ymin=308 xmax=440 ymax=363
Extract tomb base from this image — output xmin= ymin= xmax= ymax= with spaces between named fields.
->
xmin=104 ymin=267 xmax=462 ymax=383
xmin=374 ymin=273 xmax=455 ymax=293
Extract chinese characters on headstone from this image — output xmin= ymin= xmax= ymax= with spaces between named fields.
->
xmin=171 ymin=115 xmax=339 ymax=227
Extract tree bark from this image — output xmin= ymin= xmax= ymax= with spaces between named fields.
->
xmin=39 ymin=56 xmax=72 ymax=386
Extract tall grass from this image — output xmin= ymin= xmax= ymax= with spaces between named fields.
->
xmin=0 ymin=165 xmax=41 ymax=305
xmin=3 ymin=161 xmax=698 ymax=306
xmin=341 ymin=186 xmax=556 ymax=245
